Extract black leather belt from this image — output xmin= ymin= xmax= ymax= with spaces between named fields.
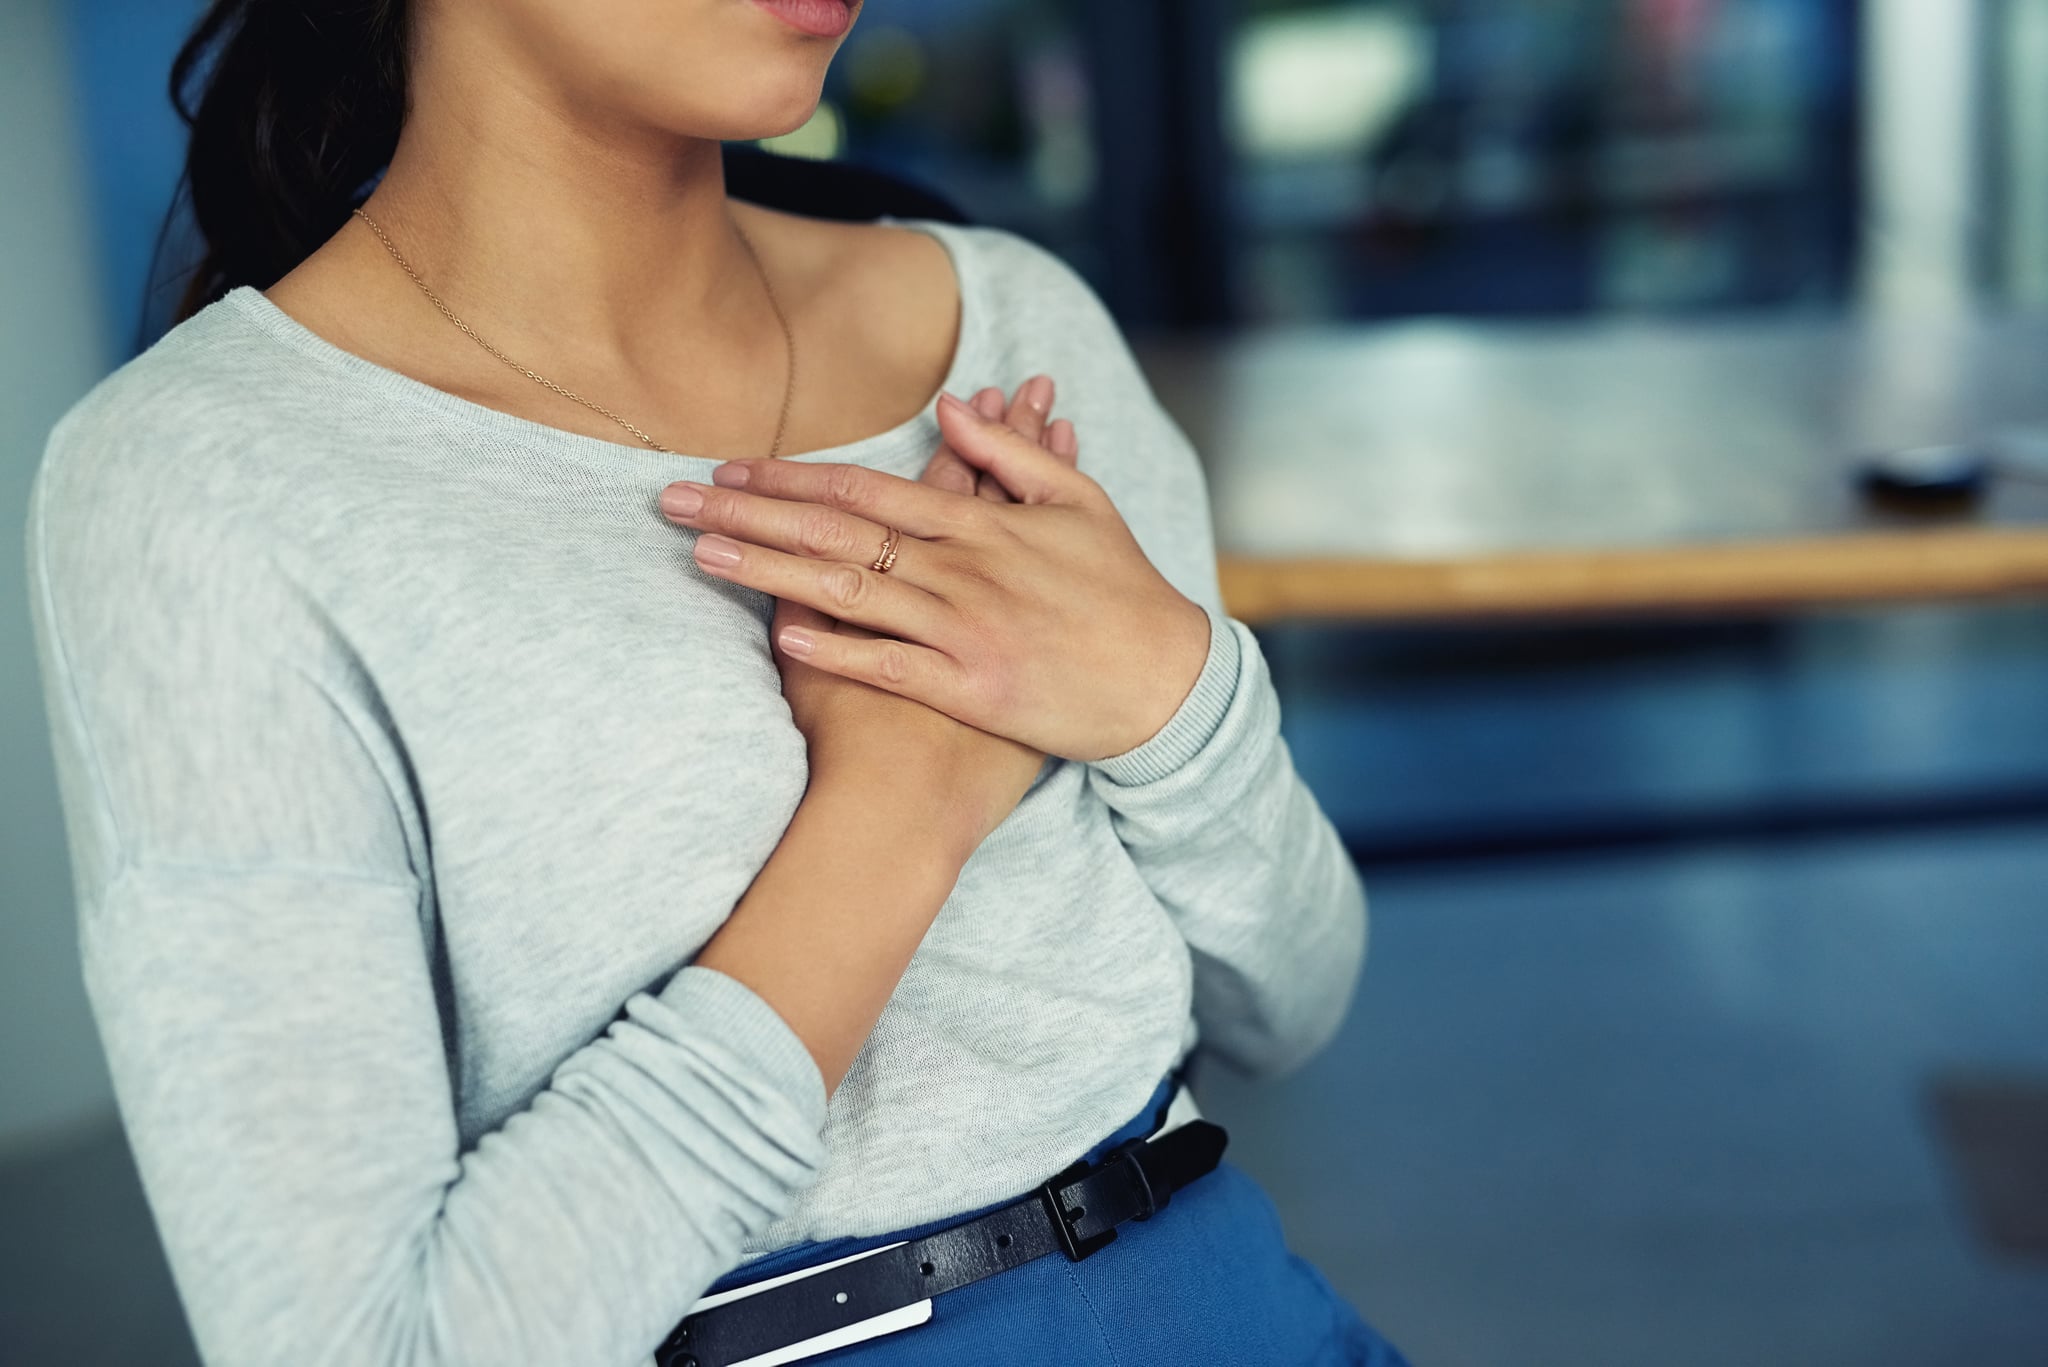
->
xmin=656 ymin=1114 xmax=1230 ymax=1367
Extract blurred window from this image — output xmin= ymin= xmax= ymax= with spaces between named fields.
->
xmin=1225 ymin=0 xmax=1862 ymax=322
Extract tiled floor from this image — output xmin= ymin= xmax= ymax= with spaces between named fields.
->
xmin=5 ymin=605 xmax=2047 ymax=1364
xmin=1202 ymin=824 xmax=2048 ymax=1367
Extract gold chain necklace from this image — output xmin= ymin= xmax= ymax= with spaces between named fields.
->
xmin=349 ymin=205 xmax=795 ymax=458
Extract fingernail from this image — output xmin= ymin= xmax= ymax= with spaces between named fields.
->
xmin=1025 ymin=375 xmax=1053 ymax=413
xmin=712 ymin=461 xmax=751 ymax=487
xmin=660 ymin=484 xmax=704 ymax=517
xmin=937 ymin=391 xmax=976 ymax=417
xmin=973 ymin=388 xmax=1005 ymax=420
xmin=778 ymin=626 xmax=815 ymax=657
xmin=694 ymin=533 xmax=742 ymax=568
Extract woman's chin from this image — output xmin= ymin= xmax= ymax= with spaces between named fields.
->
xmin=686 ymin=91 xmax=830 ymax=145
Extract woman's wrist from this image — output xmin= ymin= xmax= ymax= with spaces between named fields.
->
xmin=1103 ymin=592 xmax=1214 ymax=760
xmin=803 ymin=751 xmax=990 ymax=872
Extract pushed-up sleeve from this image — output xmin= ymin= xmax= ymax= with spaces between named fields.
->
xmin=988 ymin=227 xmax=1370 ymax=1080
xmin=23 ymin=402 xmax=828 ymax=1367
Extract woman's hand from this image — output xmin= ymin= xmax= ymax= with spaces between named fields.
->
xmin=656 ymin=377 xmax=1212 ymax=763
xmin=922 ymin=375 xmax=1078 ymax=502
xmin=739 ymin=381 xmax=1078 ymax=850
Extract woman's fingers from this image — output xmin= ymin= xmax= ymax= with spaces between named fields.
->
xmin=977 ymin=378 xmax=1070 ymax=501
xmin=1047 ymin=417 xmax=1079 ymax=468
xmin=935 ymin=392 xmax=1090 ymax=506
xmin=706 ymin=457 xmax=974 ymax=541
xmin=773 ymin=621 xmax=968 ymax=710
xmin=945 ymin=377 xmax=1076 ymax=503
xmin=673 ymin=376 xmax=1077 ymax=566
xmin=691 ymin=532 xmax=945 ymax=642
xmin=921 ymin=443 xmax=978 ymax=496
xmin=770 ymin=595 xmax=872 ymax=651
xmin=662 ymin=481 xmax=912 ymax=575
xmin=1006 ymin=374 xmax=1053 ymax=446
xmin=921 ymin=386 xmax=1007 ymax=496
xmin=978 ymin=375 xmax=1073 ymax=498
xmin=971 ymin=388 xmax=1013 ymax=503
xmin=1048 ymin=421 xmax=1077 ymax=466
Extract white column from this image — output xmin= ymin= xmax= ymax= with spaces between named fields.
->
xmin=1999 ymin=0 xmax=2048 ymax=305
xmin=1858 ymin=0 xmax=1986 ymax=316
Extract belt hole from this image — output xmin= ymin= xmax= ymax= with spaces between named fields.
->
xmin=920 ymin=1261 xmax=934 ymax=1276
xmin=1068 ymin=1204 xmax=1086 ymax=1221
xmin=996 ymin=1234 xmax=1012 ymax=1249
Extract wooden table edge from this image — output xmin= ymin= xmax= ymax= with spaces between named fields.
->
xmin=1217 ymin=526 xmax=2048 ymax=624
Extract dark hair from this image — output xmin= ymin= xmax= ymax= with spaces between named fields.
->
xmin=158 ymin=0 xmax=410 ymax=328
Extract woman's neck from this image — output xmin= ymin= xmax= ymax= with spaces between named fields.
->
xmin=346 ymin=13 xmax=773 ymax=387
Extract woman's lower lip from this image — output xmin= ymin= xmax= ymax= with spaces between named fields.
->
xmin=749 ymin=0 xmax=853 ymax=38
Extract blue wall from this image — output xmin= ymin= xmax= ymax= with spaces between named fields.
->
xmin=65 ymin=0 xmax=200 ymax=357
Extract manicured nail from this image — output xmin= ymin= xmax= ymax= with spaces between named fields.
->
xmin=660 ymin=484 xmax=704 ymax=518
xmin=777 ymin=626 xmax=815 ymax=657
xmin=937 ymin=391 xmax=975 ymax=417
xmin=1024 ymin=375 xmax=1053 ymax=413
xmin=973 ymin=388 xmax=1006 ymax=420
xmin=712 ymin=461 xmax=751 ymax=487
xmin=694 ymin=534 xmax=742 ymax=568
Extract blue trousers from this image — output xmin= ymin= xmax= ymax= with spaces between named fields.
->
xmin=705 ymin=1074 xmax=1412 ymax=1365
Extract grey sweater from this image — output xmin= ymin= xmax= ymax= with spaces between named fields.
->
xmin=24 ymin=216 xmax=1367 ymax=1367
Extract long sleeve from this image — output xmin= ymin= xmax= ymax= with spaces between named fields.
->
xmin=987 ymin=231 xmax=1370 ymax=1081
xmin=1087 ymin=593 xmax=1369 ymax=1080
xmin=24 ymin=408 xmax=829 ymax=1367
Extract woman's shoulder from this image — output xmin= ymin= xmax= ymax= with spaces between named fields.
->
xmin=925 ymin=221 xmax=1153 ymax=402
xmin=766 ymin=206 xmax=1125 ymax=348
xmin=738 ymin=203 xmax=1138 ymax=434
xmin=26 ymin=297 xmax=354 ymax=688
xmin=899 ymin=218 xmax=1123 ymax=342
xmin=34 ymin=292 xmax=338 ymax=538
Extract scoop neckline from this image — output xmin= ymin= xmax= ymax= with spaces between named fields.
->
xmin=214 ymin=214 xmax=988 ymax=477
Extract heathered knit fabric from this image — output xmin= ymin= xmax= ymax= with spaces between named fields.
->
xmin=23 ymin=215 xmax=1368 ymax=1367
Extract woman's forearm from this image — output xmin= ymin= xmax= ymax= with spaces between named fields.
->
xmin=694 ymin=772 xmax=979 ymax=1096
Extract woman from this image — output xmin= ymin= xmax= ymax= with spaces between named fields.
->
xmin=24 ymin=0 xmax=1404 ymax=1363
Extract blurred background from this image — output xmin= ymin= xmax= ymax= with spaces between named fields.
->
xmin=7 ymin=0 xmax=2048 ymax=1363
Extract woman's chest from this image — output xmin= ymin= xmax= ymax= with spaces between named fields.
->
xmin=331 ymin=494 xmax=814 ymax=1096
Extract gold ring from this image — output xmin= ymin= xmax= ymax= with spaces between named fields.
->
xmin=870 ymin=526 xmax=901 ymax=574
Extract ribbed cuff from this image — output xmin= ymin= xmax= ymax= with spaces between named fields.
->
xmin=1091 ymin=606 xmax=1243 ymax=788
xmin=646 ymin=965 xmax=829 ymax=1129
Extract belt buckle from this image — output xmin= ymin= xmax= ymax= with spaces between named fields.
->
xmin=1036 ymin=1157 xmax=1119 ymax=1262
